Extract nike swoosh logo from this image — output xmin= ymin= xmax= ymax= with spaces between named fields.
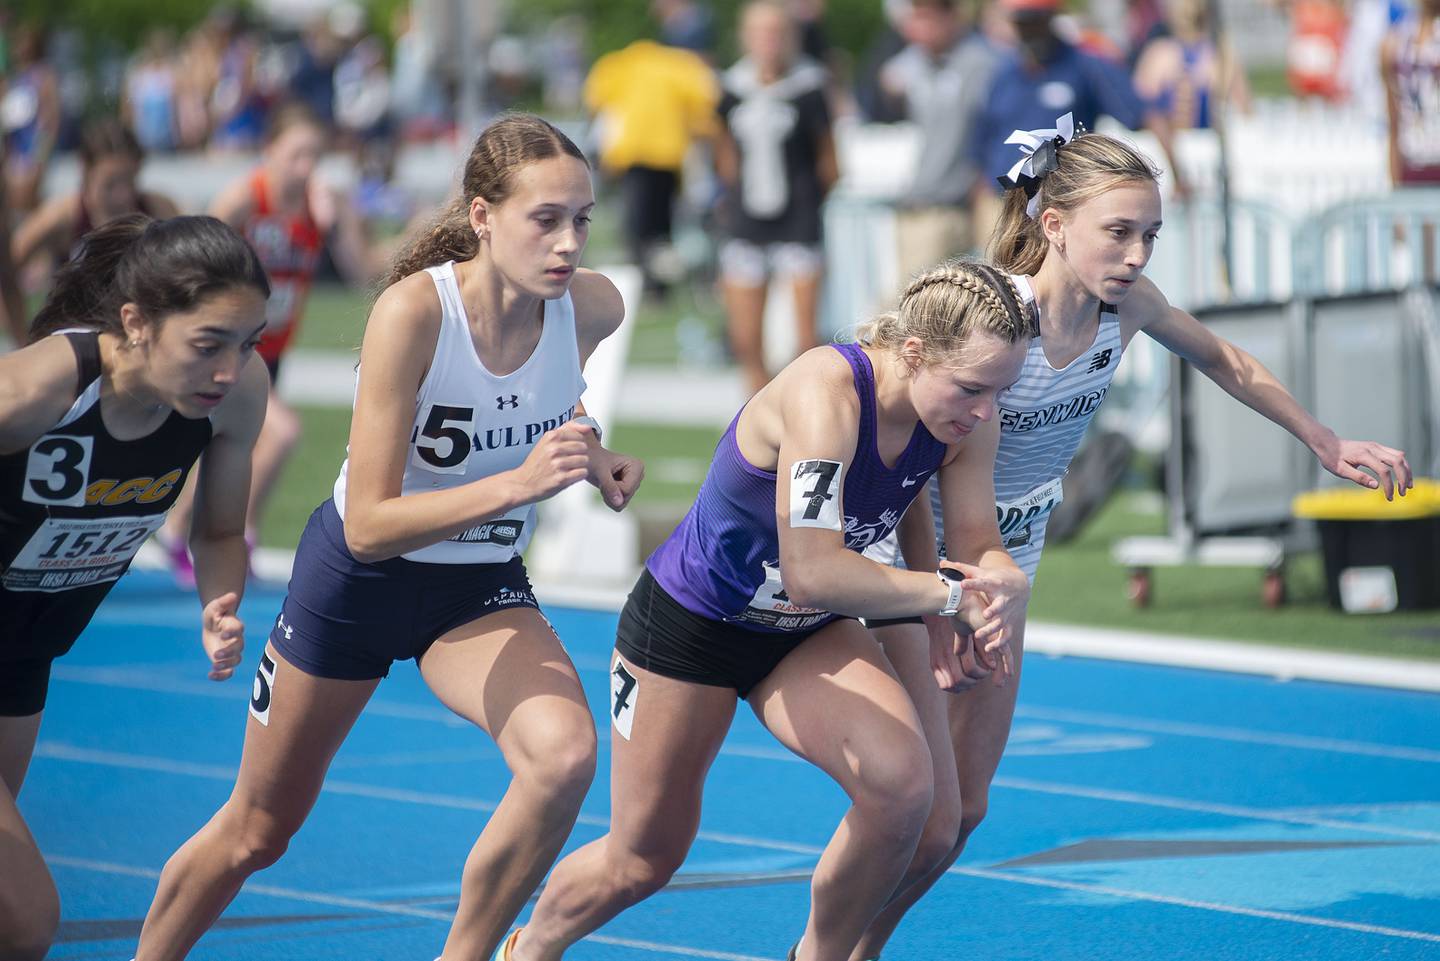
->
xmin=901 ymin=476 xmax=919 ymax=487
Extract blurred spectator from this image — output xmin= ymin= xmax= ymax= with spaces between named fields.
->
xmin=1287 ymin=0 xmax=1349 ymax=101
xmin=2 ymin=23 xmax=60 ymax=213
xmin=972 ymin=0 xmax=1189 ymax=239
xmin=854 ymin=0 xmax=912 ymax=123
xmin=0 ymin=128 xmax=24 ymax=346
xmin=585 ymin=35 xmax=720 ymax=297
xmin=124 ymin=29 xmax=180 ymax=153
xmin=1132 ymin=0 xmax=1252 ymax=130
xmin=207 ymin=8 xmax=267 ymax=151
xmin=335 ymin=35 xmax=392 ymax=145
xmin=880 ymin=0 xmax=1000 ymax=280
xmin=389 ymin=5 xmax=450 ymax=140
xmin=174 ymin=21 xmax=222 ymax=150
xmin=11 ymin=118 xmax=180 ymax=285
xmin=488 ymin=34 xmax=534 ymax=108
xmin=541 ymin=17 xmax=589 ymax=115
xmin=791 ymin=0 xmax=831 ymax=63
xmin=716 ymin=0 xmax=837 ymax=395
xmin=290 ymin=16 xmax=345 ymax=130
xmin=654 ymin=0 xmax=718 ymax=56
xmin=1343 ymin=0 xmax=1411 ymax=123
xmin=1381 ymin=0 xmax=1440 ymax=184
xmin=160 ymin=102 xmax=378 ymax=581
xmin=1125 ymin=0 xmax=1170 ymax=67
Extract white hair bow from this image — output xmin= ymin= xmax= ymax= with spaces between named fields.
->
xmin=997 ymin=113 xmax=1078 ymax=219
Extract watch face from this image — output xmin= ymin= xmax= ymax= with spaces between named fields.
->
xmin=938 ymin=567 xmax=963 ymax=581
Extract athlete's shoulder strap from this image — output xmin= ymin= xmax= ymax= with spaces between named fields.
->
xmin=61 ymin=329 xmax=103 ymax=395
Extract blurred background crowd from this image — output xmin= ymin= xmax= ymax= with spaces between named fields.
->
xmin=1 ymin=0 xmax=1437 ymax=637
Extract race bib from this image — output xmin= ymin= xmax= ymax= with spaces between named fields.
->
xmin=446 ymin=509 xmax=529 ymax=548
xmin=23 ymin=436 xmax=95 ymax=507
xmin=3 ymin=514 xmax=163 ymax=592
xmin=732 ymin=561 xmax=830 ymax=631
xmin=995 ymin=476 xmax=1064 ymax=550
xmin=411 ymin=402 xmax=477 ymax=475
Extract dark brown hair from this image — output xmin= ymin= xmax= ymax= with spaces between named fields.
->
xmin=30 ymin=214 xmax=270 ymax=343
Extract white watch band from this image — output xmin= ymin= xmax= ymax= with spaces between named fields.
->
xmin=572 ymin=415 xmax=603 ymax=444
xmin=936 ymin=569 xmax=964 ymax=617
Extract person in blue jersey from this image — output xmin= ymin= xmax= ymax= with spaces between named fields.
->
xmin=135 ymin=113 xmax=644 ymax=961
xmin=496 ymin=259 xmax=1034 ymax=961
xmin=0 ymin=213 xmax=270 ymax=961
xmin=850 ymin=116 xmax=1416 ymax=961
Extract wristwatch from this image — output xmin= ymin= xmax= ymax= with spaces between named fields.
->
xmin=572 ymin=415 xmax=603 ymax=444
xmin=936 ymin=567 xmax=964 ymax=617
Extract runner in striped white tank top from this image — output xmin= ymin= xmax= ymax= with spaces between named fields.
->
xmin=138 ymin=115 xmax=645 ymax=961
xmin=854 ymin=117 xmax=1414 ymax=961
xmin=974 ymin=272 xmax=1121 ymax=579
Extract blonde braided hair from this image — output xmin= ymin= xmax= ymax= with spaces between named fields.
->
xmin=856 ymin=259 xmax=1034 ymax=366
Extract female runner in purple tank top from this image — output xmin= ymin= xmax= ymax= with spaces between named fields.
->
xmin=494 ymin=260 xmax=1034 ymax=961
xmin=851 ymin=117 xmax=1416 ymax=961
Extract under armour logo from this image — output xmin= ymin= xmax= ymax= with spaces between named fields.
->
xmin=901 ymin=475 xmax=919 ymax=488
xmin=276 ymin=614 xmax=294 ymax=641
xmin=496 ymin=394 xmax=519 ymax=410
xmin=1086 ymin=349 xmax=1113 ymax=373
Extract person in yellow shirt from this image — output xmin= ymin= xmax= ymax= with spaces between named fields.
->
xmin=585 ymin=38 xmax=718 ymax=296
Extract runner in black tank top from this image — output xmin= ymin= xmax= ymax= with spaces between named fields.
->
xmin=0 ymin=330 xmax=211 ymax=705
xmin=0 ymin=213 xmax=269 ymax=960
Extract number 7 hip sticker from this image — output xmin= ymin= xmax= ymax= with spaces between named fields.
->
xmin=790 ymin=459 xmax=844 ymax=530
xmin=611 ymin=655 xmax=639 ymax=741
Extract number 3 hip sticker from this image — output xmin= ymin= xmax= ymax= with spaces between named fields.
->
xmin=790 ymin=459 xmax=844 ymax=530
xmin=611 ymin=656 xmax=638 ymax=741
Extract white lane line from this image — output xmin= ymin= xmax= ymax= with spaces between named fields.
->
xmin=33 ymin=743 xmax=825 ymax=856
xmin=992 ymin=776 xmax=1440 ymax=843
xmin=46 ymin=855 xmax=772 ymax=960
xmin=38 ymin=741 xmax=1439 ymax=845
xmin=49 ymin=844 xmax=1440 ymax=950
xmin=56 ymin=664 xmax=1440 ymax=765
xmin=1016 ymin=705 xmax=1440 ymax=764
xmin=954 ymin=866 xmax=1440 ymax=944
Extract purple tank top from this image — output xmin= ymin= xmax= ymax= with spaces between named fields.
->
xmin=647 ymin=342 xmax=948 ymax=633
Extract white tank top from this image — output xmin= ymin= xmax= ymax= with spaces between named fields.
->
xmin=967 ymin=273 xmax=1125 ymax=581
xmin=332 ymin=261 xmax=587 ymax=564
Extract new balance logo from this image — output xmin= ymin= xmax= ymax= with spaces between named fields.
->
xmin=1086 ymin=349 xmax=1113 ymax=373
xmin=496 ymin=394 xmax=519 ymax=410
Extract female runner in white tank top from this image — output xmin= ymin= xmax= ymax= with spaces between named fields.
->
xmin=135 ymin=114 xmax=643 ymax=961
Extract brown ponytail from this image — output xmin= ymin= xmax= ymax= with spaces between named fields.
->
xmin=989 ymin=131 xmax=1160 ymax=275
xmin=30 ymin=214 xmax=270 ymax=343
xmin=381 ymin=112 xmax=588 ymax=290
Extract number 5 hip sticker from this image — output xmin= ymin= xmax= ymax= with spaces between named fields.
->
xmin=250 ymin=650 xmax=277 ymax=727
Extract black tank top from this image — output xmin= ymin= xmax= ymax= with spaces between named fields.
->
xmin=0 ymin=331 xmax=213 ymax=593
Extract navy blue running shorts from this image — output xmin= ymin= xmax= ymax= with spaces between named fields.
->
xmin=270 ymin=500 xmax=542 ymax=680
